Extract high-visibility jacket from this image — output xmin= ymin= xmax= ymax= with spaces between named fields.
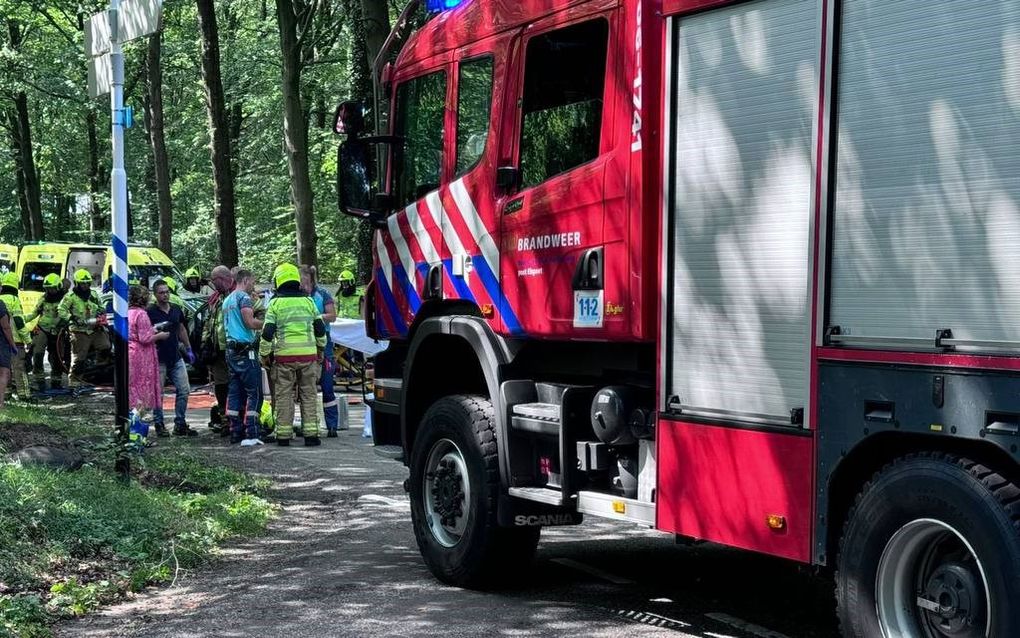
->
xmin=259 ymin=293 xmax=326 ymax=363
xmin=336 ymin=286 xmax=364 ymax=319
xmin=0 ymin=291 xmax=28 ymax=344
xmin=26 ymin=293 xmax=66 ymax=334
xmin=58 ymin=289 xmax=105 ymax=334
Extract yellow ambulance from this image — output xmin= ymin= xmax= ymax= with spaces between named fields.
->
xmin=0 ymin=244 xmax=17 ymax=275
xmin=16 ymin=242 xmax=182 ymax=328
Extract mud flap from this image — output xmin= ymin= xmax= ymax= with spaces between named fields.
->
xmin=498 ymin=495 xmax=583 ymax=528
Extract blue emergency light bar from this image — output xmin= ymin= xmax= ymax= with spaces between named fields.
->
xmin=425 ymin=0 xmax=464 ymax=12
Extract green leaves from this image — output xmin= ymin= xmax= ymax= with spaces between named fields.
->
xmin=2 ymin=0 xmax=368 ymax=280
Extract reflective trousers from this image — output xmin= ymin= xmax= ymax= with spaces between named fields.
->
xmin=68 ymin=330 xmax=111 ymax=387
xmin=31 ymin=329 xmax=67 ymax=388
xmin=8 ymin=347 xmax=28 ymax=397
xmin=274 ymin=360 xmax=320 ymax=440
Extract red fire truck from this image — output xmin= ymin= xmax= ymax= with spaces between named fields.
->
xmin=334 ymin=0 xmax=1020 ymax=634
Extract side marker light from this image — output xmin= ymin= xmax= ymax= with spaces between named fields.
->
xmin=766 ymin=514 xmax=786 ymax=530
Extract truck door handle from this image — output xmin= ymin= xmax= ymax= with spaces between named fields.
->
xmin=572 ymin=247 xmax=603 ymax=290
xmin=423 ymin=264 xmax=442 ymax=300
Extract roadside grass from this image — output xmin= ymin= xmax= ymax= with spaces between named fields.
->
xmin=0 ymin=405 xmax=47 ymax=427
xmin=0 ymin=403 xmax=276 ymax=637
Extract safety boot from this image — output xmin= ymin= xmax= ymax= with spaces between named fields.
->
xmin=173 ymin=423 xmax=199 ymax=436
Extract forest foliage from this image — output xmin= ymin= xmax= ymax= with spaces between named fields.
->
xmin=1 ymin=0 xmax=397 ymax=282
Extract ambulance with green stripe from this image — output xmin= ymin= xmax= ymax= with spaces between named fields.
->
xmin=15 ymin=242 xmax=187 ymax=330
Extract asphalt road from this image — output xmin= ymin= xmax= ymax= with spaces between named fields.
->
xmin=58 ymin=396 xmax=841 ymax=638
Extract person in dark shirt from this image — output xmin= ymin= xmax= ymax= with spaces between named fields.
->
xmin=147 ymin=279 xmax=197 ymax=436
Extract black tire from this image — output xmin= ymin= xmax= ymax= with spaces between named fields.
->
xmin=409 ymin=394 xmax=540 ymax=588
xmin=836 ymin=453 xmax=1020 ymax=637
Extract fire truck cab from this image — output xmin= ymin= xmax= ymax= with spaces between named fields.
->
xmin=336 ymin=0 xmax=1020 ymax=635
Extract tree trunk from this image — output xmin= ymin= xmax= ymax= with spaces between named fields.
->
xmin=127 ymin=195 xmax=135 ymax=238
xmin=8 ymin=110 xmax=31 ymax=239
xmin=143 ymin=92 xmax=159 ymax=233
xmin=11 ymin=92 xmax=44 ymax=240
xmin=352 ymin=0 xmax=389 ymax=279
xmin=54 ymin=194 xmax=71 ymax=238
xmin=147 ymin=31 xmax=174 ymax=258
xmin=360 ymin=0 xmax=390 ymax=76
xmin=7 ymin=21 xmax=43 ymax=240
xmin=196 ymin=0 xmax=239 ymax=267
xmin=229 ymin=100 xmax=243 ymax=179
xmin=276 ymin=0 xmax=318 ymax=268
xmin=315 ymin=92 xmax=326 ymax=129
xmin=86 ymin=108 xmax=105 ymax=237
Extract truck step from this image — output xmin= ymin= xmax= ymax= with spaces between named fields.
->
xmin=535 ymin=382 xmax=572 ymax=405
xmin=508 ymin=486 xmax=572 ymax=507
xmin=512 ymin=402 xmax=561 ymax=421
xmin=511 ymin=402 xmax=561 ymax=436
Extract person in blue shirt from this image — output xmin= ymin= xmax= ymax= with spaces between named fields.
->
xmin=222 ymin=268 xmax=264 ymax=445
xmin=300 ymin=265 xmax=340 ymax=435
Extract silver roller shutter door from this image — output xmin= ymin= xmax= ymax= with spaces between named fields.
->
xmin=830 ymin=0 xmax=1020 ymax=348
xmin=667 ymin=0 xmax=819 ymax=425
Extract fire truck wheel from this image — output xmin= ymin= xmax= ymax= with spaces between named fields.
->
xmin=836 ymin=453 xmax=1020 ymax=638
xmin=409 ymin=394 xmax=540 ymax=588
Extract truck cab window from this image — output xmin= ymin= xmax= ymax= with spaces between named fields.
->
xmin=456 ymin=56 xmax=494 ymax=174
xmin=394 ymin=70 xmax=447 ymax=207
xmin=519 ymin=19 xmax=609 ymax=189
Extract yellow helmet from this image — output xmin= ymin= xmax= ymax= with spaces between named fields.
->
xmin=185 ymin=267 xmax=201 ymax=279
xmin=273 ymin=263 xmax=300 ymax=288
xmin=73 ymin=269 xmax=93 ymax=284
xmin=164 ymin=277 xmax=179 ymax=293
xmin=339 ymin=270 xmax=355 ymax=283
xmin=1 ymin=272 xmax=18 ymax=289
xmin=43 ymin=273 xmax=62 ymax=290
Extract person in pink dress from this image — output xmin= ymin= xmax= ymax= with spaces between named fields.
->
xmin=128 ymin=285 xmax=169 ymax=434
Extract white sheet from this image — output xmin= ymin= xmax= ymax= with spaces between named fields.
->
xmin=330 ymin=319 xmax=388 ymax=356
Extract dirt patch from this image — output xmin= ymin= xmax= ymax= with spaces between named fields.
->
xmin=137 ymin=470 xmax=208 ymax=494
xmin=0 ymin=422 xmax=75 ymax=454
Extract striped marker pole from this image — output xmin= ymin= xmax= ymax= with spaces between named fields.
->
xmin=109 ymin=0 xmax=130 ymax=476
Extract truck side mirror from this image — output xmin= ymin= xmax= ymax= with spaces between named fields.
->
xmin=336 ymin=135 xmax=402 ymax=228
xmin=333 ymin=100 xmax=366 ymax=137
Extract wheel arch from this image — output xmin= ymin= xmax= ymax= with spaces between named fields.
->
xmin=822 ymin=431 xmax=1020 ymax=566
xmin=402 ymin=315 xmax=517 ymax=481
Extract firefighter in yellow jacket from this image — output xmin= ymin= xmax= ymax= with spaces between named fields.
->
xmin=58 ymin=269 xmax=111 ymax=388
xmin=0 ymin=272 xmax=30 ymax=398
xmin=25 ymin=273 xmax=68 ymax=391
xmin=259 ymin=263 xmax=326 ymax=447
